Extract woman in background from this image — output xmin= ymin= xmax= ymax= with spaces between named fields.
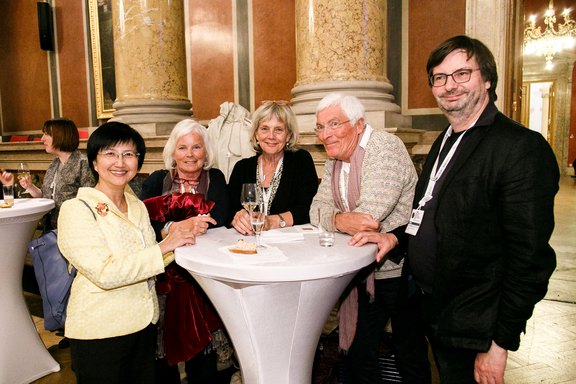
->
xmin=228 ymin=100 xmax=318 ymax=233
xmin=19 ymin=118 xmax=95 ymax=230
xmin=140 ymin=119 xmax=233 ymax=384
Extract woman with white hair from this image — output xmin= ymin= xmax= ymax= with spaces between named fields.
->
xmin=140 ymin=119 xmax=232 ymax=384
xmin=140 ymin=118 xmax=229 ymax=232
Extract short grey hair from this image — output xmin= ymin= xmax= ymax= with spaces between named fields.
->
xmin=316 ymin=93 xmax=365 ymax=125
xmin=163 ymin=119 xmax=214 ymax=170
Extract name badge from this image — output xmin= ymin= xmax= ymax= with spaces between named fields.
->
xmin=405 ymin=208 xmax=424 ymax=236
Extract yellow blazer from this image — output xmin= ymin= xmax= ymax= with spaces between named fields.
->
xmin=57 ymin=187 xmax=167 ymax=340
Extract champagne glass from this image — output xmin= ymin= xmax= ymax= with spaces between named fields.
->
xmin=249 ymin=203 xmax=265 ymax=248
xmin=240 ymin=183 xmax=258 ymax=212
xmin=16 ymin=162 xmax=30 ymax=197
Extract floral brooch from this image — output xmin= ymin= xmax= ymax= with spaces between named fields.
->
xmin=95 ymin=202 xmax=109 ymax=217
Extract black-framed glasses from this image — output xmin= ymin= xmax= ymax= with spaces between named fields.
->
xmin=314 ymin=120 xmax=350 ymax=133
xmin=98 ymin=150 xmax=140 ymax=161
xmin=429 ymin=68 xmax=479 ymax=87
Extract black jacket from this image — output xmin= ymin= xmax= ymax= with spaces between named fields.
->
xmin=410 ymin=102 xmax=558 ymax=352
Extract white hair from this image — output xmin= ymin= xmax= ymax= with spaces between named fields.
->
xmin=162 ymin=119 xmax=214 ymax=170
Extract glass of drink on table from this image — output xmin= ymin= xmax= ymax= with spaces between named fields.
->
xmin=317 ymin=208 xmax=335 ymax=247
xmin=250 ymin=203 xmax=265 ymax=248
xmin=2 ymin=184 xmax=14 ymax=208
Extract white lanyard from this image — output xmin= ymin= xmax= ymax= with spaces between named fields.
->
xmin=50 ymin=168 xmax=59 ymax=198
xmin=407 ymin=124 xmax=474 ymax=236
xmin=417 ymin=126 xmax=469 ymax=209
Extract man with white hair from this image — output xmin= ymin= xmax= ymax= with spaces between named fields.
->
xmin=311 ymin=93 xmax=431 ymax=383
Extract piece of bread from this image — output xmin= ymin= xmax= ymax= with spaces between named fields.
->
xmin=229 ymin=239 xmax=257 ymax=254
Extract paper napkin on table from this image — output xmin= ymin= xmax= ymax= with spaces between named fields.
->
xmin=219 ymin=244 xmax=288 ymax=264
xmin=260 ymin=228 xmax=305 ymax=243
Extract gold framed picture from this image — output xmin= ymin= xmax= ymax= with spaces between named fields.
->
xmin=88 ymin=0 xmax=115 ymax=119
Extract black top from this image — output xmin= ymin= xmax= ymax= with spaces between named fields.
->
xmin=408 ymin=129 xmax=469 ymax=293
xmin=227 ymin=149 xmax=318 ymax=225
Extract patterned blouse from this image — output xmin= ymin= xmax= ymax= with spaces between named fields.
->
xmin=41 ymin=150 xmax=95 ymax=229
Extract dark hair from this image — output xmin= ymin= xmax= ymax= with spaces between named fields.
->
xmin=426 ymin=35 xmax=498 ymax=102
xmin=43 ymin=118 xmax=79 ymax=152
xmin=87 ymin=122 xmax=146 ymax=178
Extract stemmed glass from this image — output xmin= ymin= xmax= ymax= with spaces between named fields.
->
xmin=16 ymin=162 xmax=30 ymax=197
xmin=240 ymin=183 xmax=258 ymax=213
xmin=249 ymin=203 xmax=265 ymax=248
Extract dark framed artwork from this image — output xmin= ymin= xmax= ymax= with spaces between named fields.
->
xmin=88 ymin=0 xmax=115 ymax=119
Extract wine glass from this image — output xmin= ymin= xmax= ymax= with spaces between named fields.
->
xmin=249 ymin=203 xmax=265 ymax=248
xmin=16 ymin=162 xmax=30 ymax=197
xmin=240 ymin=183 xmax=258 ymax=212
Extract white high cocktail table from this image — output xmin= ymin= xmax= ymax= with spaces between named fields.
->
xmin=0 ymin=198 xmax=59 ymax=384
xmin=176 ymin=225 xmax=376 ymax=384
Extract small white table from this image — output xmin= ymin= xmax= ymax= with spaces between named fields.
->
xmin=0 ymin=198 xmax=60 ymax=384
xmin=176 ymin=226 xmax=376 ymax=384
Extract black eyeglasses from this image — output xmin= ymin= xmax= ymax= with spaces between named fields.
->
xmin=429 ymin=68 xmax=479 ymax=87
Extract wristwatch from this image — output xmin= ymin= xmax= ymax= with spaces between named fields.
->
xmin=278 ymin=214 xmax=286 ymax=228
xmin=162 ymin=221 xmax=174 ymax=236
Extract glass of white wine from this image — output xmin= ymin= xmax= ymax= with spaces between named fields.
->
xmin=16 ymin=162 xmax=30 ymax=197
xmin=240 ymin=183 xmax=258 ymax=212
xmin=249 ymin=203 xmax=265 ymax=248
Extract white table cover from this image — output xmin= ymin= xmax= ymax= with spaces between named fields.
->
xmin=176 ymin=225 xmax=376 ymax=384
xmin=0 ymin=198 xmax=60 ymax=384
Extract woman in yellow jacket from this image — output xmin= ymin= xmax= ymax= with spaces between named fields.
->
xmin=57 ymin=122 xmax=196 ymax=384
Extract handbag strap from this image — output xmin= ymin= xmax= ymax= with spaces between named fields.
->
xmin=78 ymin=199 xmax=96 ymax=221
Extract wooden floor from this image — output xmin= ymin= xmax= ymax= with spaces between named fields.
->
xmin=28 ymin=176 xmax=576 ymax=384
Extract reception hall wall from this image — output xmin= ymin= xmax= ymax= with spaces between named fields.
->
xmin=0 ymin=0 xmax=465 ymax=135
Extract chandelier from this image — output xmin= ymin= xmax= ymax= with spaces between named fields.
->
xmin=524 ymin=0 xmax=576 ymax=70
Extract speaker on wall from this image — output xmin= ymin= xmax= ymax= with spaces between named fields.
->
xmin=37 ymin=2 xmax=55 ymax=51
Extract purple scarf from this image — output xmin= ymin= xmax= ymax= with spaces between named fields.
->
xmin=330 ymin=143 xmax=375 ymax=352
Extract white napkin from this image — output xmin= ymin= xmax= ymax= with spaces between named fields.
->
xmin=260 ymin=228 xmax=305 ymax=243
xmin=219 ymin=244 xmax=288 ymax=264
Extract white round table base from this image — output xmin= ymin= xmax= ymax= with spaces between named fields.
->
xmin=193 ymin=273 xmax=355 ymax=384
xmin=0 ymin=199 xmax=60 ymax=383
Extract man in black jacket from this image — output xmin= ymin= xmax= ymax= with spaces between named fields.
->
xmin=406 ymin=35 xmax=559 ymax=383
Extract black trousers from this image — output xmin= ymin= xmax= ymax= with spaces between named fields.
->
xmin=155 ymin=350 xmax=219 ymax=384
xmin=345 ymin=277 xmax=432 ymax=384
xmin=419 ymin=291 xmax=478 ymax=384
xmin=70 ymin=323 xmax=156 ymax=384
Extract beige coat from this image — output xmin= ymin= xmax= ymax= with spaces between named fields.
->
xmin=57 ymin=187 xmax=168 ymax=340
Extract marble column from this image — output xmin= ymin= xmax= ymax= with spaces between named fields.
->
xmin=292 ymin=0 xmax=408 ymax=131
xmin=111 ymin=0 xmax=191 ymax=136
